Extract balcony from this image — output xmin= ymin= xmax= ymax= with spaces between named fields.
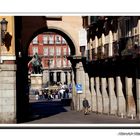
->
xmin=120 ymin=35 xmax=140 ymax=58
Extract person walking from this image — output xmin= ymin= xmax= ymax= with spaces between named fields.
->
xmin=82 ymin=97 xmax=90 ymax=115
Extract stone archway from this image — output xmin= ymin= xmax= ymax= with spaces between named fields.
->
xmin=15 ymin=16 xmax=84 ymax=123
xmin=0 ymin=16 xmax=89 ymax=123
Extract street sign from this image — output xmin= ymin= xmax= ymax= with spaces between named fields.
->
xmin=76 ymin=84 xmax=83 ymax=94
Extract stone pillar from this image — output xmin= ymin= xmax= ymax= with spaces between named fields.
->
xmin=61 ymin=71 xmax=65 ymax=84
xmin=42 ymin=70 xmax=49 ymax=87
xmin=85 ymin=73 xmax=92 ymax=111
xmin=75 ymin=62 xmax=86 ymax=111
xmin=75 ymin=63 xmax=81 ymax=111
xmin=95 ymin=77 xmax=103 ymax=113
xmin=67 ymin=71 xmax=71 ymax=85
xmin=90 ymin=77 xmax=97 ymax=112
xmin=108 ymin=77 xmax=117 ymax=115
xmin=101 ymin=77 xmax=109 ymax=114
xmin=0 ymin=63 xmax=17 ymax=123
xmin=136 ymin=79 xmax=140 ymax=119
xmin=125 ymin=77 xmax=136 ymax=117
xmin=116 ymin=76 xmax=126 ymax=116
xmin=72 ymin=70 xmax=76 ymax=110
xmin=95 ymin=36 xmax=98 ymax=54
xmin=136 ymin=19 xmax=140 ymax=119
xmin=0 ymin=16 xmax=17 ymax=123
xmin=101 ymin=33 xmax=105 ymax=54
xmin=138 ymin=19 xmax=140 ymax=46
xmin=47 ymin=70 xmax=50 ymax=81
xmin=109 ymin=30 xmax=113 ymax=57
xmin=54 ymin=71 xmax=56 ymax=82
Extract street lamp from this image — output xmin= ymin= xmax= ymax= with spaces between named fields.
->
xmin=0 ymin=18 xmax=8 ymax=46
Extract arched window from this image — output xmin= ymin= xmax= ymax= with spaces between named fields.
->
xmin=55 ymin=35 xmax=61 ymax=44
xmin=49 ymin=35 xmax=54 ymax=44
xmin=32 ymin=36 xmax=38 ymax=44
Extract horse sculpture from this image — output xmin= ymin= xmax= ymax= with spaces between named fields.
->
xmin=28 ymin=53 xmax=43 ymax=74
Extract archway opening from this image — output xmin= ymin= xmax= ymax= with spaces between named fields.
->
xmin=23 ymin=28 xmax=76 ymax=123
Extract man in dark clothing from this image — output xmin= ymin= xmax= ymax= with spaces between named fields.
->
xmin=82 ymin=98 xmax=90 ymax=115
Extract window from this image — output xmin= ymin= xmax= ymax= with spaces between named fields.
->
xmin=125 ymin=19 xmax=132 ymax=37
xmin=68 ymin=47 xmax=70 ymax=55
xmin=62 ymin=37 xmax=66 ymax=44
xmin=43 ymin=48 xmax=48 ymax=56
xmin=56 ymin=59 xmax=61 ymax=67
xmin=55 ymin=35 xmax=61 ymax=44
xmin=32 ymin=36 xmax=38 ymax=44
xmin=49 ymin=47 xmax=54 ymax=56
xmin=90 ymin=16 xmax=98 ymax=24
xmin=82 ymin=16 xmax=88 ymax=27
xmin=63 ymin=58 xmax=67 ymax=67
xmin=63 ymin=48 xmax=67 ymax=55
xmin=43 ymin=35 xmax=48 ymax=44
xmin=56 ymin=48 xmax=61 ymax=56
xmin=49 ymin=35 xmax=54 ymax=44
xmin=68 ymin=60 xmax=71 ymax=67
xmin=44 ymin=59 xmax=48 ymax=67
xmin=82 ymin=16 xmax=98 ymax=28
xmin=32 ymin=47 xmax=38 ymax=55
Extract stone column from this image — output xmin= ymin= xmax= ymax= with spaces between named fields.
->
xmin=116 ymin=76 xmax=126 ymax=116
xmin=95 ymin=36 xmax=98 ymax=54
xmin=0 ymin=63 xmax=17 ymax=123
xmin=101 ymin=33 xmax=105 ymax=54
xmin=67 ymin=71 xmax=71 ymax=85
xmin=72 ymin=70 xmax=76 ymax=110
xmin=85 ymin=73 xmax=92 ymax=111
xmin=42 ymin=70 xmax=48 ymax=87
xmin=53 ymin=71 xmax=56 ymax=82
xmin=79 ymin=67 xmax=86 ymax=111
xmin=95 ymin=77 xmax=103 ymax=113
xmin=138 ymin=19 xmax=140 ymax=46
xmin=136 ymin=19 xmax=140 ymax=119
xmin=61 ymin=71 xmax=65 ymax=84
xmin=75 ymin=62 xmax=86 ymax=111
xmin=108 ymin=30 xmax=113 ymax=57
xmin=90 ymin=77 xmax=97 ymax=112
xmin=125 ymin=77 xmax=136 ymax=117
xmin=136 ymin=79 xmax=140 ymax=119
xmin=0 ymin=16 xmax=17 ymax=123
xmin=75 ymin=63 xmax=81 ymax=111
xmin=101 ymin=77 xmax=109 ymax=114
xmin=108 ymin=77 xmax=117 ymax=115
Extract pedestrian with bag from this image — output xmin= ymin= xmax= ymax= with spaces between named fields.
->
xmin=82 ymin=97 xmax=90 ymax=115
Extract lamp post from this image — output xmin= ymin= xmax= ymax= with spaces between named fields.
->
xmin=0 ymin=18 xmax=8 ymax=46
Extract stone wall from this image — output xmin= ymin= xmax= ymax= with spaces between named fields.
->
xmin=0 ymin=64 xmax=16 ymax=123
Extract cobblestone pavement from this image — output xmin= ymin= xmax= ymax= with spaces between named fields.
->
xmin=23 ymin=99 xmax=140 ymax=125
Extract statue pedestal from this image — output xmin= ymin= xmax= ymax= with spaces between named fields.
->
xmin=30 ymin=74 xmax=43 ymax=90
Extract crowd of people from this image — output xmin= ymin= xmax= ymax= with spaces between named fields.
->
xmin=34 ymin=83 xmax=72 ymax=101
xmin=31 ymin=82 xmax=91 ymax=115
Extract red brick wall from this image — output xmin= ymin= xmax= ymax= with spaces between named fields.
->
xmin=28 ymin=32 xmax=70 ymax=69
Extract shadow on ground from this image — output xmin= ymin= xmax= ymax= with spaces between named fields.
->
xmin=25 ymin=100 xmax=68 ymax=122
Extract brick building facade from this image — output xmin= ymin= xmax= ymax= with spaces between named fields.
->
xmin=28 ymin=32 xmax=72 ymax=86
